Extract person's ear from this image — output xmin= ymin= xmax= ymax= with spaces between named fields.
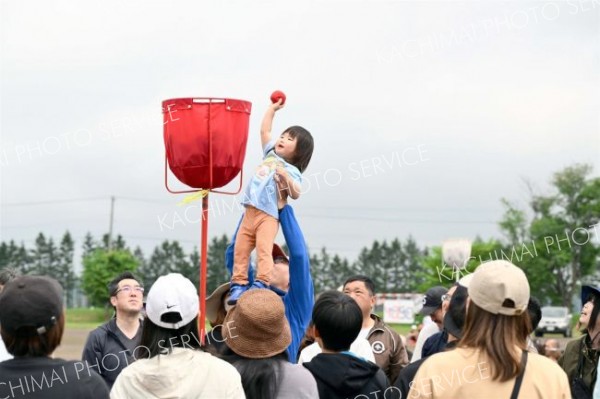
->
xmin=110 ymin=296 xmax=118 ymax=307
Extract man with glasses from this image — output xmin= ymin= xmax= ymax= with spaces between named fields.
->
xmin=82 ymin=272 xmax=144 ymax=388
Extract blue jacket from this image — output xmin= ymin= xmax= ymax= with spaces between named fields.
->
xmin=226 ymin=205 xmax=314 ymax=363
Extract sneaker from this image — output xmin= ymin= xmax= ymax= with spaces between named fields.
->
xmin=227 ymin=283 xmax=249 ymax=305
xmin=250 ymin=280 xmax=269 ymax=290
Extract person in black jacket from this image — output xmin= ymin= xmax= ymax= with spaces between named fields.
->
xmin=0 ymin=276 xmax=109 ymax=398
xmin=81 ymin=272 xmax=144 ymax=388
xmin=303 ymin=290 xmax=395 ymax=399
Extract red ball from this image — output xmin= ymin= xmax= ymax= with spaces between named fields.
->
xmin=270 ymin=90 xmax=286 ymax=105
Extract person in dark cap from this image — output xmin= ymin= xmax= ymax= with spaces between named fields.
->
xmin=411 ymin=285 xmax=448 ymax=362
xmin=394 ymin=276 xmax=471 ymax=399
xmin=0 ymin=275 xmax=109 ymax=398
xmin=422 ymin=275 xmax=474 ymax=358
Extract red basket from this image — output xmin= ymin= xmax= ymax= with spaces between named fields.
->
xmin=162 ymin=98 xmax=252 ymax=190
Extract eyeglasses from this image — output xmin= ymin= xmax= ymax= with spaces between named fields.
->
xmin=115 ymin=285 xmax=144 ymax=295
xmin=442 ymin=294 xmax=452 ymax=302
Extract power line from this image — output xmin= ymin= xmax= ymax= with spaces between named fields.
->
xmin=301 ymin=213 xmax=496 ymax=224
xmin=1 ymin=196 xmax=108 ymax=207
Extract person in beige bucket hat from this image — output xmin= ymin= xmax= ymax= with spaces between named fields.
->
xmin=408 ymin=260 xmax=570 ymax=399
xmin=221 ymin=289 xmax=318 ymax=398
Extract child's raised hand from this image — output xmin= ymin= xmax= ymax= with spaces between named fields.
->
xmin=271 ymin=99 xmax=285 ymax=112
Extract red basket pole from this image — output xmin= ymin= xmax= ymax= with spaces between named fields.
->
xmin=199 ymin=193 xmax=209 ymax=344
xmin=199 ymin=100 xmax=213 ymax=344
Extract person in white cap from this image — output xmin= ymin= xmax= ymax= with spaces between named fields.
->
xmin=110 ymin=273 xmax=244 ymax=399
xmin=408 ymin=260 xmax=570 ymax=399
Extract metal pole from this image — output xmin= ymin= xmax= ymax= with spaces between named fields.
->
xmin=108 ymin=196 xmax=115 ymax=251
xmin=199 ymin=194 xmax=209 ymax=344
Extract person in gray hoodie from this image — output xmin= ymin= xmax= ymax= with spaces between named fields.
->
xmin=303 ymin=290 xmax=394 ymax=399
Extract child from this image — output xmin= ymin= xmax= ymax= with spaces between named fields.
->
xmin=302 ymin=291 xmax=389 ymax=398
xmin=228 ymin=98 xmax=314 ymax=305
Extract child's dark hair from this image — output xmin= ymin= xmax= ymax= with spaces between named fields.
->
xmin=586 ymin=292 xmax=600 ymax=333
xmin=312 ymin=290 xmax=362 ymax=352
xmin=284 ymin=126 xmax=313 ymax=173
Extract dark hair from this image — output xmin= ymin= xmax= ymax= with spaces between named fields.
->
xmin=283 ymin=126 xmax=313 ymax=173
xmin=138 ymin=316 xmax=202 ymax=359
xmin=343 ymin=275 xmax=376 ymax=296
xmin=108 ymin=271 xmax=142 ymax=297
xmin=447 ymin=285 xmax=468 ymax=336
xmin=0 ymin=267 xmax=20 ymax=286
xmin=220 ymin=346 xmax=287 ymax=399
xmin=1 ymin=313 xmax=65 ymax=357
xmin=459 ymin=302 xmax=531 ymax=382
xmin=296 ymin=321 xmax=315 ymax=360
xmin=586 ymin=292 xmax=600 ymax=333
xmin=312 ymin=290 xmax=362 ymax=351
xmin=527 ymin=297 xmax=542 ymax=331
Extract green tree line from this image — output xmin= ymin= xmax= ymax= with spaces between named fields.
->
xmin=1 ymin=164 xmax=598 ymax=309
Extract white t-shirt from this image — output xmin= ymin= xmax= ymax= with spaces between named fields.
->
xmin=298 ymin=338 xmax=376 ymax=364
xmin=411 ymin=316 xmax=440 ymax=363
xmin=357 ymin=327 xmax=371 ymax=341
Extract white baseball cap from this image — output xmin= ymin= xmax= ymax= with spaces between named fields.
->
xmin=145 ymin=273 xmax=199 ymax=329
xmin=468 ymin=260 xmax=530 ymax=316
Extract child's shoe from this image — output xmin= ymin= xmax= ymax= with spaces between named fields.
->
xmin=249 ymin=280 xmax=269 ymax=290
xmin=227 ymin=283 xmax=249 ymax=305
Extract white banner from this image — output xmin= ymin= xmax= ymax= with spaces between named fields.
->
xmin=383 ymin=299 xmax=415 ymax=324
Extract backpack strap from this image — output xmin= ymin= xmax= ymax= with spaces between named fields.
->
xmin=510 ymin=350 xmax=528 ymax=399
xmin=577 ymin=337 xmax=586 ymax=378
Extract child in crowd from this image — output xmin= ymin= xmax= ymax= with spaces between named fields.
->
xmin=303 ymin=291 xmax=389 ymax=398
xmin=228 ymin=97 xmax=314 ymax=305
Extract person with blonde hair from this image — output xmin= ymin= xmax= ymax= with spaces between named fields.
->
xmin=408 ymin=261 xmax=570 ymax=398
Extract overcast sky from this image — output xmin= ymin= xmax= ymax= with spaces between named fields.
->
xmin=1 ymin=0 xmax=599 ymax=268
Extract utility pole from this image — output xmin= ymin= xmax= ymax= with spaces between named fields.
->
xmin=108 ymin=196 xmax=115 ymax=251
